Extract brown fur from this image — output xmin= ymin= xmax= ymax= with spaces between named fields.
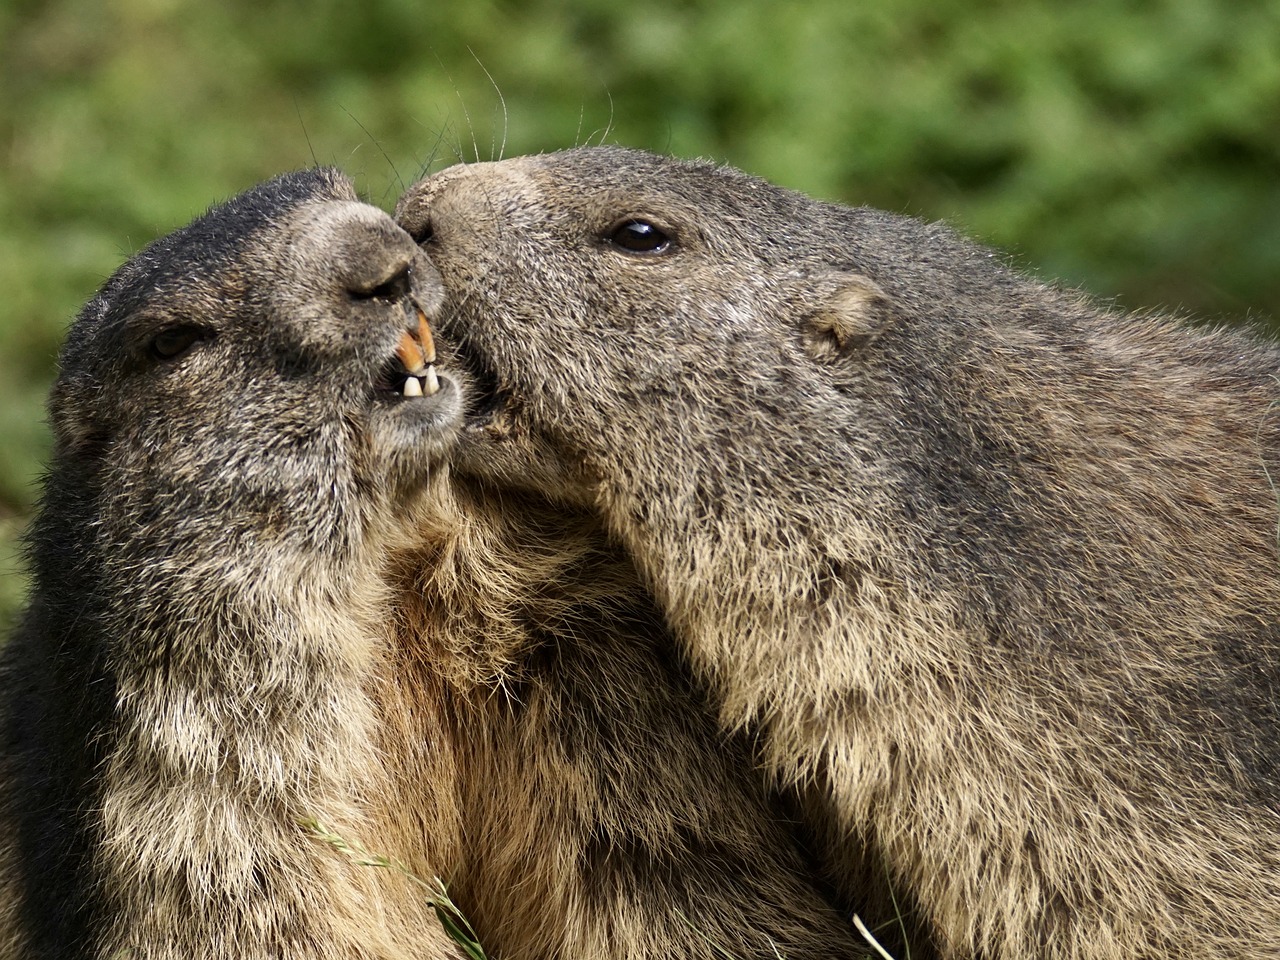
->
xmin=397 ymin=146 xmax=1280 ymax=960
xmin=0 ymin=168 xmax=465 ymax=959
xmin=393 ymin=482 xmax=872 ymax=960
xmin=0 ymin=167 xmax=871 ymax=960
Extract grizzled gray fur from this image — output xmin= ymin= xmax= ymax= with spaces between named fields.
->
xmin=398 ymin=145 xmax=1280 ymax=960
xmin=1 ymin=165 xmax=869 ymax=960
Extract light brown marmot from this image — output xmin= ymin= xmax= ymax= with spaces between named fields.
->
xmin=0 ymin=166 xmax=872 ymax=960
xmin=397 ymin=146 xmax=1280 ymax=960
xmin=393 ymin=484 xmax=874 ymax=960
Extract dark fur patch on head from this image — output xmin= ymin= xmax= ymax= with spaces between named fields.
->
xmin=68 ymin=168 xmax=354 ymax=356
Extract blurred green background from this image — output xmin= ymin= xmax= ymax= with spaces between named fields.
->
xmin=3 ymin=0 xmax=1280 ymax=623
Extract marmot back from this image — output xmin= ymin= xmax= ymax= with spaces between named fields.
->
xmin=399 ymin=146 xmax=1280 ymax=960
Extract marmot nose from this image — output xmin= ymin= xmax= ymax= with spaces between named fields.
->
xmin=348 ymin=263 xmax=412 ymax=303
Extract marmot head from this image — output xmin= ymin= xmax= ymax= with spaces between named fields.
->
xmin=50 ymin=168 xmax=461 ymax=552
xmin=395 ymin=146 xmax=930 ymax=505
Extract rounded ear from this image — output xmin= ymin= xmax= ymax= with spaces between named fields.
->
xmin=803 ymin=276 xmax=896 ymax=361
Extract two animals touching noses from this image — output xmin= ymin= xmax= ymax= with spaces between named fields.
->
xmin=3 ymin=146 xmax=1280 ymax=960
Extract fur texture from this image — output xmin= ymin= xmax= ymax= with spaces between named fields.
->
xmin=393 ymin=483 xmax=872 ymax=960
xmin=397 ymin=146 xmax=1280 ymax=960
xmin=0 ymin=168 xmax=466 ymax=959
xmin=1 ymin=165 xmax=871 ymax=960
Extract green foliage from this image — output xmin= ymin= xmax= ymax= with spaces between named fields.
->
xmin=3 ymin=0 xmax=1279 ymax=623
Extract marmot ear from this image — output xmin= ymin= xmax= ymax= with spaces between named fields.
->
xmin=803 ymin=276 xmax=896 ymax=361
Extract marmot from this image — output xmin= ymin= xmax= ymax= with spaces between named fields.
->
xmin=397 ymin=145 xmax=1280 ymax=960
xmin=0 ymin=166 xmax=872 ymax=960
xmin=0 ymin=168 xmax=468 ymax=959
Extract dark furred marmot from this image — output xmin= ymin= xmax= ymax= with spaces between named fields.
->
xmin=0 ymin=166 xmax=872 ymax=960
xmin=397 ymin=146 xmax=1280 ymax=960
xmin=0 ymin=168 xmax=468 ymax=959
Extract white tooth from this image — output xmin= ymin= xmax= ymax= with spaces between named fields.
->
xmin=423 ymin=366 xmax=440 ymax=396
xmin=402 ymin=376 xmax=424 ymax=398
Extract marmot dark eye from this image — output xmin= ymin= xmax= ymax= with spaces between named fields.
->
xmin=606 ymin=219 xmax=673 ymax=255
xmin=150 ymin=325 xmax=207 ymax=361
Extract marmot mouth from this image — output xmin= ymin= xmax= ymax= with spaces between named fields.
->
xmin=374 ymin=303 xmax=442 ymax=400
xmin=440 ymin=331 xmax=510 ymax=431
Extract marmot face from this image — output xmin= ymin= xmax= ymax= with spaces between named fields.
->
xmin=395 ymin=147 xmax=881 ymax=503
xmin=55 ymin=168 xmax=461 ymax=536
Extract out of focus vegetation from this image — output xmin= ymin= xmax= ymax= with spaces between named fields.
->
xmin=3 ymin=0 xmax=1279 ymax=621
